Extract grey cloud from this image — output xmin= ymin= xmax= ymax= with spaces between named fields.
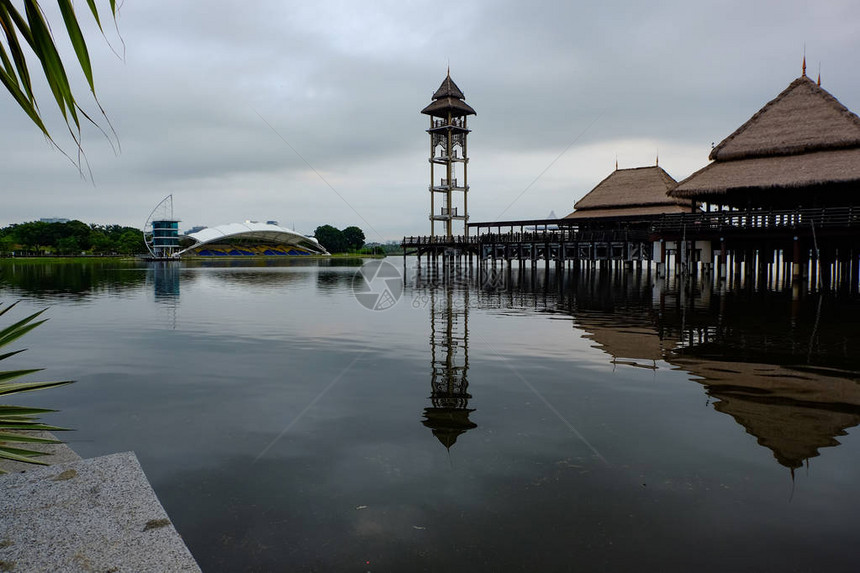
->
xmin=2 ymin=0 xmax=859 ymax=233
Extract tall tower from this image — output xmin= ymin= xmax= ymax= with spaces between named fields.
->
xmin=421 ymin=71 xmax=476 ymax=238
xmin=144 ymin=194 xmax=181 ymax=259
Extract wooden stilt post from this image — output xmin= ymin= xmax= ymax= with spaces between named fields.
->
xmin=851 ymin=249 xmax=860 ymax=295
xmin=820 ymin=247 xmax=833 ymax=291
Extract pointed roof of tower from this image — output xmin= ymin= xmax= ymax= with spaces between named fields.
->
xmin=421 ymin=72 xmax=476 ymax=117
xmin=709 ymin=76 xmax=860 ymax=161
xmin=565 ymin=166 xmax=687 ymax=219
xmin=432 ymin=71 xmax=466 ymax=100
xmin=422 ymin=407 xmax=477 ymax=450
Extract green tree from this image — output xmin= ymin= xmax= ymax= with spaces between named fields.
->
xmin=89 ymin=231 xmax=113 ymax=254
xmin=1 ymin=1 xmax=117 ymax=149
xmin=314 ymin=225 xmax=347 ymax=253
xmin=56 ymin=236 xmax=80 ymax=255
xmin=0 ymin=235 xmax=15 ymax=255
xmin=11 ymin=222 xmax=48 ymax=254
xmin=62 ymin=220 xmax=92 ymax=250
xmin=342 ymin=226 xmax=366 ymax=252
xmin=116 ymin=230 xmax=142 ymax=255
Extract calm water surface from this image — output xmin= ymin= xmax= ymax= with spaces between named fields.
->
xmin=2 ymin=258 xmax=860 ymax=572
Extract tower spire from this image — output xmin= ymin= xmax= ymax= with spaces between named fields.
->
xmin=802 ymin=49 xmax=807 ymax=78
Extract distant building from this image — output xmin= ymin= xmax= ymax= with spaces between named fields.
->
xmin=39 ymin=218 xmax=69 ymax=224
xmin=177 ymin=222 xmax=329 ymax=257
xmin=144 ymin=195 xmax=182 ymax=259
xmin=185 ymin=226 xmax=208 ymax=235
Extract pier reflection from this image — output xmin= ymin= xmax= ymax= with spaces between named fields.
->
xmin=466 ymin=264 xmax=860 ymax=472
xmin=415 ymin=267 xmax=476 ymax=449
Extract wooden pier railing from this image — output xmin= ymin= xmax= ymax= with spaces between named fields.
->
xmin=401 ymin=206 xmax=860 ymax=264
xmin=652 ymin=206 xmax=860 ymax=234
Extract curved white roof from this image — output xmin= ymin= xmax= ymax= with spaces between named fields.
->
xmin=177 ymin=222 xmax=329 ymax=255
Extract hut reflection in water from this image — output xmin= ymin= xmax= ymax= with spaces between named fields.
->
xmin=419 ymin=261 xmax=860 ymax=472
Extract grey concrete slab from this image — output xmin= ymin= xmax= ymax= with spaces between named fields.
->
xmin=0 ymin=451 xmax=201 ymax=573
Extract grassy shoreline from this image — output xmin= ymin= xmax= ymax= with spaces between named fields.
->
xmin=0 ymin=253 xmax=386 ymax=264
xmin=0 ymin=256 xmax=137 ymax=264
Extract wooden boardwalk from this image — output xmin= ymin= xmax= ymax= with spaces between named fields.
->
xmin=401 ymin=205 xmax=860 ymax=291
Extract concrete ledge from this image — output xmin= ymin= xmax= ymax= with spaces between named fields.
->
xmin=0 ymin=430 xmax=82 ymax=474
xmin=0 ymin=451 xmax=201 ymax=573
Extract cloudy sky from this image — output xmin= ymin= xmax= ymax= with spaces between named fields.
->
xmin=2 ymin=0 xmax=858 ymax=241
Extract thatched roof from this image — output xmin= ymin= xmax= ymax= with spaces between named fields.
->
xmin=565 ymin=203 xmax=688 ymax=219
xmin=421 ymin=72 xmax=476 ymax=118
xmin=421 ymin=97 xmax=477 ymax=118
xmin=581 ymin=324 xmax=675 ymax=364
xmin=422 ymin=407 xmax=477 ymax=450
xmin=671 ymin=147 xmax=860 ymax=197
xmin=575 ymin=311 xmax=679 ymax=366
xmin=564 ymin=166 xmax=686 ymax=219
xmin=673 ymin=76 xmax=860 ymax=200
xmin=673 ymin=356 xmax=860 ymax=469
xmin=712 ymin=392 xmax=860 ymax=469
xmin=432 ymin=73 xmax=466 ymax=100
xmin=710 ymin=76 xmax=860 ymax=161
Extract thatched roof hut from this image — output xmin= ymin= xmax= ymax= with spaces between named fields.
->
xmin=672 ymin=75 xmax=860 ymax=208
xmin=564 ymin=166 xmax=688 ymax=219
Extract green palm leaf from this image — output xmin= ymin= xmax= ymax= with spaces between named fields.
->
xmin=0 ymin=0 xmax=118 ymax=156
xmin=0 ymin=405 xmax=56 ymax=416
xmin=0 ymin=445 xmax=50 ymax=465
xmin=0 ymin=431 xmax=60 ymax=444
xmin=0 ymin=304 xmax=73 ymax=472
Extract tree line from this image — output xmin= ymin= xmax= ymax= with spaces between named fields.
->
xmin=0 ymin=221 xmax=144 ymax=256
xmin=313 ymin=225 xmax=375 ymax=254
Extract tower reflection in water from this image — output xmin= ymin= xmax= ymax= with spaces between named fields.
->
xmin=418 ymin=268 xmax=476 ymax=450
xmin=148 ymin=262 xmax=180 ymax=329
xmin=150 ymin=262 xmax=180 ymax=299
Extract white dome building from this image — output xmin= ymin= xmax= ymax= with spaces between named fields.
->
xmin=177 ymin=222 xmax=329 ymax=257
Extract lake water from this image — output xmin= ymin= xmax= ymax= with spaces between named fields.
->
xmin=3 ymin=258 xmax=860 ymax=572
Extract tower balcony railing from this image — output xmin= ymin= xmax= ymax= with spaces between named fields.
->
xmin=430 ymin=150 xmax=465 ymax=163
xmin=431 ymin=118 xmax=467 ymax=129
xmin=431 ymin=178 xmax=467 ymax=191
xmin=429 ymin=207 xmax=467 ymax=221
